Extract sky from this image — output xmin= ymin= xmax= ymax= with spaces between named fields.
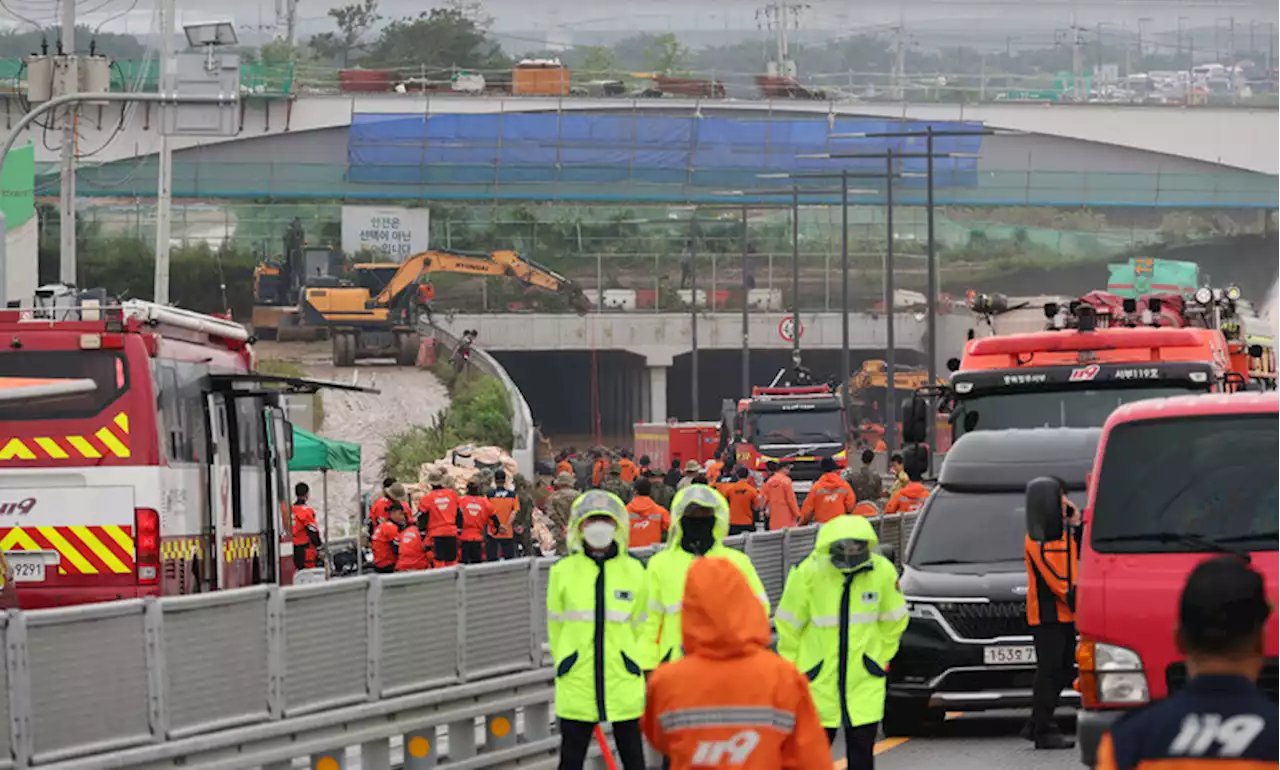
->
xmin=3 ymin=0 xmax=1277 ymax=53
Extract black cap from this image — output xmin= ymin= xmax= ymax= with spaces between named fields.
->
xmin=1179 ymin=556 xmax=1271 ymax=655
xmin=861 ymin=449 xmax=875 ymax=465
xmin=765 ymin=460 xmax=779 ymax=472
xmin=736 ymin=465 xmax=749 ymax=478
xmin=295 ymin=482 xmax=309 ymax=497
xmin=820 ymin=457 xmax=838 ymax=473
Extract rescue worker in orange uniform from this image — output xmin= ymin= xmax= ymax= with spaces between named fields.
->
xmin=394 ymin=513 xmax=432 ymax=572
xmin=486 ymin=470 xmax=520 ymax=560
xmin=625 ymin=476 xmax=671 ymax=548
xmin=884 ymin=467 xmax=929 ymax=515
xmin=419 ymin=473 xmax=460 ymax=566
xmin=1023 ymin=477 xmax=1079 ymax=750
xmin=1095 ymin=556 xmax=1278 ymax=770
xmin=799 ymin=458 xmax=855 ymax=525
xmin=718 ymin=466 xmax=761 ymax=536
xmin=852 ymin=486 xmax=880 ymax=518
xmin=618 ymin=452 xmax=640 ymax=483
xmin=458 ymin=481 xmax=493 ymax=564
xmin=556 ymin=453 xmax=573 ymax=478
xmin=591 ymin=450 xmax=610 ymax=488
xmin=366 ymin=477 xmax=398 ymax=537
xmin=371 ymin=502 xmax=407 ymax=573
xmin=704 ymin=452 xmax=725 ymax=486
xmin=291 ymin=482 xmax=322 ymax=570
xmin=642 ymin=556 xmax=831 ymax=770
xmin=761 ymin=461 xmax=802 ymax=530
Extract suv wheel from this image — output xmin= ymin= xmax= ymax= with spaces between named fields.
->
xmin=882 ymin=700 xmax=943 ymax=737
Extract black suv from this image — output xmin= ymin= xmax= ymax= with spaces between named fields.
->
xmin=883 ymin=428 xmax=1100 ymax=736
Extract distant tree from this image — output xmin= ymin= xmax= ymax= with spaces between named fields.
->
xmin=0 ymin=26 xmax=145 ymax=61
xmin=645 ymin=32 xmax=687 ymax=75
xmin=581 ymin=45 xmax=615 ymax=76
xmin=307 ymin=0 xmax=380 ymax=67
xmin=258 ymin=37 xmax=309 ymax=65
xmin=363 ymin=8 xmax=508 ymax=71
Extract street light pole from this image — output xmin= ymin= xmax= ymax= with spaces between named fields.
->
xmin=884 ymin=148 xmax=897 ymax=454
xmin=925 ymin=127 xmax=938 ymax=471
xmin=690 ymin=217 xmax=699 ymax=421
xmin=840 ymin=170 xmax=850 ymax=411
xmin=741 ymin=204 xmax=750 ymax=398
xmin=792 ymin=185 xmax=800 ymax=361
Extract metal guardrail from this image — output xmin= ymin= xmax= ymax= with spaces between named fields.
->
xmin=426 ymin=322 xmax=537 ymax=479
xmin=0 ymin=521 xmax=919 ymax=769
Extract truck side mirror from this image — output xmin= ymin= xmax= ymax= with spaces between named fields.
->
xmin=902 ymin=398 xmax=928 ymax=444
xmin=1026 ymin=476 xmax=1064 ymax=543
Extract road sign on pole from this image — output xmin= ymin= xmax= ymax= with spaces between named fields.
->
xmin=778 ymin=314 xmax=804 ymax=343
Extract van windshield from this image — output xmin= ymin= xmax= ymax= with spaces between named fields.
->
xmin=1091 ymin=414 xmax=1279 ymax=554
xmin=911 ymin=489 xmax=1087 ymax=568
xmin=748 ymin=408 xmax=844 ymax=444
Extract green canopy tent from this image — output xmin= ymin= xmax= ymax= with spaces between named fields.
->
xmin=288 ymin=427 xmax=363 ymax=576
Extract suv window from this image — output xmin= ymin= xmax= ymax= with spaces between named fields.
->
xmin=1091 ymin=414 xmax=1278 ymax=553
xmin=910 ymin=488 xmax=1087 ymax=568
xmin=0 ymin=350 xmax=129 ymax=421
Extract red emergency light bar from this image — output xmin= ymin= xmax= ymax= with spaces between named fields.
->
xmin=968 ymin=327 xmax=1207 ymax=357
xmin=750 ymin=385 xmax=834 ymax=397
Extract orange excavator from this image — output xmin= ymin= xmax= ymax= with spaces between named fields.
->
xmin=845 ymin=360 xmax=947 ymax=450
xmin=301 ymin=249 xmax=589 ymax=366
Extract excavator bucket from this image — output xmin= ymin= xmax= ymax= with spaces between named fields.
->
xmin=568 ymin=286 xmax=593 ymax=315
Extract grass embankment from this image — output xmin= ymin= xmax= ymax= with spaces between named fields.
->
xmin=256 ymin=358 xmax=324 ymax=431
xmin=382 ymin=360 xmax=514 ymax=483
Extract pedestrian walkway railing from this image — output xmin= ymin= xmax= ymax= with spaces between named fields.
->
xmin=0 ymin=521 xmax=916 ymax=769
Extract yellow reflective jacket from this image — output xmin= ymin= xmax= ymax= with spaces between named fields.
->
xmin=640 ymin=484 xmax=770 ymax=670
xmin=775 ymin=516 xmax=908 ymax=729
xmin=546 ymin=495 xmax=649 ymax=723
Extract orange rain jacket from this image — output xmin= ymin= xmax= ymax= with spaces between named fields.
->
xmin=642 ymin=557 xmax=831 ymax=770
xmin=885 ymin=481 xmax=929 ymax=515
xmin=761 ymin=472 xmax=802 ymax=529
xmin=799 ymin=472 xmax=855 ymax=525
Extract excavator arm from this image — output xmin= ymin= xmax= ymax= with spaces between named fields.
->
xmin=371 ymin=249 xmax=590 ymax=313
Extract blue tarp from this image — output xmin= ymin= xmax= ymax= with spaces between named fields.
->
xmin=347 ymin=113 xmax=984 ymax=191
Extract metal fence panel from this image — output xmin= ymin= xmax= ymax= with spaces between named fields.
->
xmin=283 ymin=578 xmax=370 ymax=716
xmin=786 ymin=526 xmax=818 ymax=572
xmin=722 ymin=534 xmax=746 ymax=553
xmin=745 ymin=531 xmax=787 ymax=607
xmin=533 ymin=559 xmax=554 ymax=653
xmin=0 ymin=615 xmax=10 ymax=769
xmin=27 ymin=601 xmax=151 ymax=762
xmin=379 ymin=570 xmax=461 ymax=697
xmin=629 ymin=546 xmax=656 ymax=566
xmin=162 ymin=588 xmax=271 ymax=738
xmin=463 ymin=562 xmax=535 ymax=679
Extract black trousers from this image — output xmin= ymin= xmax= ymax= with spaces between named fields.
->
xmin=1030 ymin=622 xmax=1076 ymax=736
xmin=728 ymin=523 xmax=754 ymax=536
xmin=827 ymin=724 xmax=878 ymax=770
xmin=559 ymin=718 xmax=646 ymax=770
xmin=460 ymin=540 xmax=484 ymax=564
xmin=432 ymin=536 xmax=458 ymax=564
xmin=486 ymin=538 xmax=518 ymax=561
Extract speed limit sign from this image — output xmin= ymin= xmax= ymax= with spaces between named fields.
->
xmin=778 ymin=315 xmax=804 ymax=342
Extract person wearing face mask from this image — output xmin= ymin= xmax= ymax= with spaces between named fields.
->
xmin=546 ymin=490 xmax=649 ymax=770
xmin=640 ymin=484 xmax=770 ymax=671
xmin=775 ymin=516 xmax=908 ymax=770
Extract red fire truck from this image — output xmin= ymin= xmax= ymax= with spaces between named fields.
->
xmin=633 ymin=421 xmax=721 ymax=471
xmin=728 ymin=385 xmax=848 ymax=496
xmin=0 ymin=285 xmax=372 ymax=608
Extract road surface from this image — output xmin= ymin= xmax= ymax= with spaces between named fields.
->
xmin=872 ymin=711 xmax=1080 ymax=770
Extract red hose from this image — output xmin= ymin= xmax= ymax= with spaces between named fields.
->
xmin=594 ymin=724 xmax=619 ymax=770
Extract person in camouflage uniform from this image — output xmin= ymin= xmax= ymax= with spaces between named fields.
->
xmin=601 ymin=460 xmax=633 ymax=503
xmin=546 ymin=473 xmax=579 ymax=555
xmin=512 ymin=473 xmax=536 ymax=557
xmin=844 ymin=449 xmax=883 ymax=504
xmin=646 ymin=468 xmax=676 ymax=510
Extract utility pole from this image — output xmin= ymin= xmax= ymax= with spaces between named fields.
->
xmin=924 ymin=128 xmax=938 ymax=472
xmin=58 ymin=0 xmax=77 ymax=284
xmin=884 ymin=149 xmax=896 ymax=454
xmin=791 ymin=185 xmax=800 ymax=362
xmin=154 ymin=0 xmax=176 ymax=304
xmin=893 ymin=27 xmax=906 ymax=100
xmin=839 ymin=170 xmax=849 ymax=409
xmin=1072 ymin=15 xmax=1084 ymax=101
xmin=690 ymin=217 xmax=699 ymax=421
xmin=740 ymin=205 xmax=750 ymax=399
xmin=285 ymin=0 xmax=299 ymax=45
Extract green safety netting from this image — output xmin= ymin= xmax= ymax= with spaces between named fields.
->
xmin=289 ymin=426 xmax=361 ymax=472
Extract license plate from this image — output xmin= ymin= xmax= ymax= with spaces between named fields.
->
xmin=7 ymin=554 xmax=46 ymax=583
xmin=983 ymin=645 xmax=1036 ymax=665
xmin=793 ymin=481 xmax=814 ymax=493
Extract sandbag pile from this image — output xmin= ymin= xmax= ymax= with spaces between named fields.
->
xmin=407 ymin=444 xmax=519 ymax=495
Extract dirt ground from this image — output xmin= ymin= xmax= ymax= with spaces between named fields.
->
xmin=256 ymin=341 xmax=449 ymax=538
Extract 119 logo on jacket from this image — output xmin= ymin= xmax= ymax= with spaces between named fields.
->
xmin=692 ymin=730 xmax=761 ymax=765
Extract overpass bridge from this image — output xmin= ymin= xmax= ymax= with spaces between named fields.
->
xmin=432 ymin=311 xmax=971 ymax=437
xmin=26 ymin=95 xmax=1279 ymax=208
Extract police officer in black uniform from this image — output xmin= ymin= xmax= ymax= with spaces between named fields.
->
xmin=1095 ymin=556 xmax=1278 ymax=770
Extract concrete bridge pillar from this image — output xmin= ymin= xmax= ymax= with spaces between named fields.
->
xmin=645 ymin=353 xmax=672 ymax=423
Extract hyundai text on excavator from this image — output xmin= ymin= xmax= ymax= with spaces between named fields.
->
xmin=301 ymin=249 xmax=590 ymax=366
xmin=901 ymin=284 xmax=1278 ymax=451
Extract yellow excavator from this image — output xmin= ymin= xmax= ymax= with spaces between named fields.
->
xmin=301 ymin=249 xmax=590 ymax=366
xmin=845 ymin=360 xmax=947 ymax=448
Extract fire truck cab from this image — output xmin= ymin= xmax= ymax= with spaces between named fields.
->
xmin=729 ymin=384 xmax=848 ymax=497
xmin=0 ymin=285 xmax=374 ymax=608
